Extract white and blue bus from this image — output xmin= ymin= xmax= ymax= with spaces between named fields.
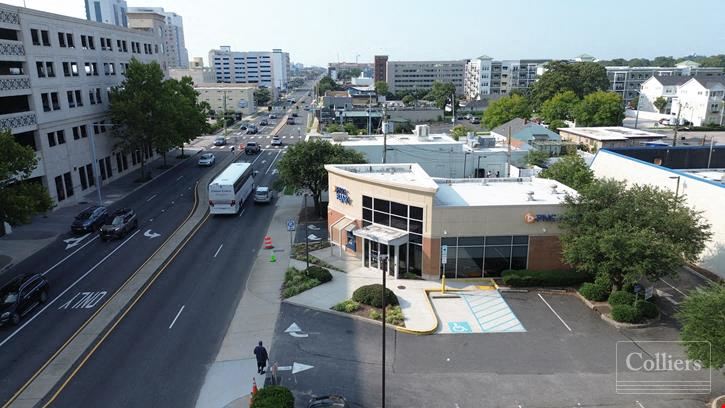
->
xmin=208 ymin=163 xmax=255 ymax=215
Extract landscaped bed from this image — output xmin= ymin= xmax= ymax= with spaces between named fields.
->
xmin=332 ymin=284 xmax=406 ymax=327
xmin=281 ymin=266 xmax=333 ymax=299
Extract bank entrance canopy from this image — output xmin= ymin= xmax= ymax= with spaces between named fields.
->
xmin=353 ymin=224 xmax=409 ymax=246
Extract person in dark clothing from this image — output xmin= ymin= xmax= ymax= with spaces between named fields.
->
xmin=254 ymin=341 xmax=268 ymax=374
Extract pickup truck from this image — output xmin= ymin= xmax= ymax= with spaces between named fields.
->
xmin=244 ymin=142 xmax=261 ymax=155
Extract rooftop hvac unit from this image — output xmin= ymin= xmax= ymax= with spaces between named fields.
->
xmin=477 ymin=136 xmax=495 ymax=148
xmin=414 ymin=124 xmax=430 ymax=139
xmin=526 ymin=191 xmax=535 ymax=201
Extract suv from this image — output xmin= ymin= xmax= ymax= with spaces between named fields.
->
xmin=269 ymin=114 xmax=277 ymax=119
xmin=259 ymin=119 xmax=269 ymax=126
xmin=0 ymin=274 xmax=49 ymax=326
xmin=287 ymin=117 xmax=295 ymax=125
xmin=245 ymin=142 xmax=261 ymax=154
xmin=198 ymin=153 xmax=216 ymax=166
xmin=214 ymin=136 xmax=226 ymax=146
xmin=246 ymin=125 xmax=258 ymax=134
xmin=253 ymin=186 xmax=273 ymax=204
xmin=100 ymin=209 xmax=138 ymax=240
xmin=71 ymin=206 xmax=108 ymax=234
xmin=271 ymin=136 xmax=282 ymax=146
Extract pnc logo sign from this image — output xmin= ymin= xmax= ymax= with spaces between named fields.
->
xmin=524 ymin=212 xmax=558 ymax=224
xmin=335 ymin=186 xmax=352 ymax=205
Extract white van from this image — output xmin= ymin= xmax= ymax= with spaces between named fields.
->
xmin=253 ymin=186 xmax=273 ymax=204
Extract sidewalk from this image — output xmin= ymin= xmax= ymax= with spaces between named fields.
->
xmin=0 ymin=147 xmax=201 ymax=276
xmin=195 ymin=195 xmax=301 ymax=408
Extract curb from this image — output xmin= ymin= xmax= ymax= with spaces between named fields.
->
xmin=600 ymin=312 xmax=660 ymax=329
xmin=281 ymin=299 xmax=402 ymax=331
xmin=711 ymin=395 xmax=725 ymax=408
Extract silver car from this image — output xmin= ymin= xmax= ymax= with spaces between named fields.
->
xmin=198 ymin=153 xmax=215 ymax=166
xmin=253 ymin=186 xmax=273 ymax=204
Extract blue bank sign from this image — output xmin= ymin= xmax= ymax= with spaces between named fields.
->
xmin=335 ymin=186 xmax=352 ymax=205
xmin=524 ymin=212 xmax=559 ymax=224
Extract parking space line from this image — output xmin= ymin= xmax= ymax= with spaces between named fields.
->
xmin=537 ymin=293 xmax=572 ymax=332
xmin=460 ymin=291 xmax=525 ymax=333
xmin=659 ymin=278 xmax=687 ymax=297
xmin=213 ymin=244 xmax=223 ymax=258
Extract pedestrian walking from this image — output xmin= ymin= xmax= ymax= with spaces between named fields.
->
xmin=496 ymin=170 xmax=500 ymax=177
xmin=254 ymin=341 xmax=268 ymax=374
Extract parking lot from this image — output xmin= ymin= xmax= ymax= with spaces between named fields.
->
xmin=271 ymin=288 xmax=724 ymax=408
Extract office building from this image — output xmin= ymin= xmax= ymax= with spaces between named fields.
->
xmin=328 ymin=62 xmax=374 ymax=79
xmin=386 ymin=59 xmax=467 ymax=95
xmin=1 ymin=3 xmax=164 ymax=207
xmin=326 ymin=163 xmax=576 ymax=280
xmin=558 ymin=127 xmax=665 ymax=151
xmin=465 ymin=56 xmax=549 ymax=101
xmin=195 ymin=84 xmax=256 ymax=116
xmin=209 ymin=46 xmax=290 ymax=92
xmin=84 ymin=0 xmax=127 ymax=27
xmin=127 ymin=7 xmax=189 ymax=68
xmin=374 ymin=55 xmax=387 ymax=82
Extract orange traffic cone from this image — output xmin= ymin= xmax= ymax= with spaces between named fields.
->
xmin=263 ymin=236 xmax=273 ymax=249
xmin=252 ymin=378 xmax=258 ymax=395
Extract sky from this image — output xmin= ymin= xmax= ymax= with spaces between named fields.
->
xmin=6 ymin=0 xmax=725 ymax=67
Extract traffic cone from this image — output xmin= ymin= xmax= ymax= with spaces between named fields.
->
xmin=263 ymin=236 xmax=274 ymax=249
xmin=252 ymin=378 xmax=258 ymax=395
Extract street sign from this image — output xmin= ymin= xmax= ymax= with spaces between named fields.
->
xmin=644 ymin=286 xmax=654 ymax=300
xmin=287 ymin=219 xmax=296 ymax=231
xmin=441 ymin=245 xmax=448 ymax=265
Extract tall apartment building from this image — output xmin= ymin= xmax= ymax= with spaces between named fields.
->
xmin=374 ymin=55 xmax=387 ymax=82
xmin=328 ymin=62 xmax=374 ymax=79
xmin=84 ymin=0 xmax=127 ymax=27
xmin=385 ymin=60 xmax=467 ymax=95
xmin=464 ymin=56 xmax=550 ymax=101
xmin=209 ymin=47 xmax=290 ymax=91
xmin=606 ymin=60 xmax=723 ymax=106
xmin=127 ymin=7 xmax=188 ymax=68
xmin=0 ymin=3 xmax=164 ymax=207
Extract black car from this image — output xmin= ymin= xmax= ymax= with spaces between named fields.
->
xmin=0 ymin=274 xmax=49 ymax=326
xmin=307 ymin=395 xmax=349 ymax=408
xmin=292 ymin=112 xmax=299 ymax=117
xmin=245 ymin=142 xmax=261 ymax=154
xmin=100 ymin=209 xmax=138 ymax=240
xmin=71 ymin=206 xmax=108 ymax=234
xmin=259 ymin=119 xmax=269 ymax=126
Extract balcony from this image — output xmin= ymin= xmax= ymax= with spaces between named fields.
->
xmin=0 ymin=9 xmax=20 ymax=25
xmin=0 ymin=39 xmax=23 ymax=59
xmin=0 ymin=111 xmax=37 ymax=133
xmin=0 ymin=74 xmax=30 ymax=95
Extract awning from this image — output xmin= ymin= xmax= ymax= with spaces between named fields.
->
xmin=353 ymin=224 xmax=409 ymax=246
xmin=344 ymin=223 xmax=356 ymax=232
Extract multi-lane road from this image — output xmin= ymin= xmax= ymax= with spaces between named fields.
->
xmin=0 ymin=84 xmax=315 ymax=407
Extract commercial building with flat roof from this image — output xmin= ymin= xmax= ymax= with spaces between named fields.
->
xmin=195 ymin=84 xmax=256 ymax=116
xmin=559 ymin=127 xmax=665 ymax=150
xmin=326 ymin=163 xmax=576 ymax=280
xmin=386 ymin=60 xmax=467 ymax=95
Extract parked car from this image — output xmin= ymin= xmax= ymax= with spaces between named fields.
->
xmin=246 ymin=126 xmax=258 ymax=134
xmin=271 ymin=136 xmax=282 ymax=146
xmin=100 ymin=209 xmax=138 ymax=241
xmin=470 ymin=117 xmax=481 ymax=124
xmin=306 ymin=395 xmax=350 ymax=408
xmin=245 ymin=142 xmax=261 ymax=154
xmin=0 ymin=274 xmax=49 ymax=326
xmin=239 ymin=123 xmax=248 ymax=130
xmin=71 ymin=206 xmax=108 ymax=233
xmin=269 ymin=114 xmax=278 ymax=119
xmin=253 ymin=186 xmax=273 ymax=204
xmin=214 ymin=136 xmax=226 ymax=146
xmin=259 ymin=119 xmax=269 ymax=126
xmin=287 ymin=117 xmax=295 ymax=125
xmin=198 ymin=153 xmax=216 ymax=166
xmin=292 ymin=112 xmax=299 ymax=117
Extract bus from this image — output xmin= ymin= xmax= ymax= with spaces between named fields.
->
xmin=208 ymin=163 xmax=255 ymax=215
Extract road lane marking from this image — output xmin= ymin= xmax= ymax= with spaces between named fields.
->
xmin=169 ymin=305 xmax=185 ymax=329
xmin=43 ymin=235 xmax=99 ymax=276
xmin=537 ymin=293 xmax=572 ymax=332
xmin=213 ymin=244 xmax=223 ymax=258
xmin=659 ymin=278 xmax=687 ymax=297
xmin=636 ymin=401 xmax=645 ymax=408
xmin=238 ymin=208 xmax=246 ymax=217
xmin=265 ymin=151 xmax=282 ymax=174
xmin=176 ymin=175 xmax=184 ymax=181
xmin=146 ymin=193 xmax=158 ymax=202
xmin=0 ymin=230 xmax=140 ymax=349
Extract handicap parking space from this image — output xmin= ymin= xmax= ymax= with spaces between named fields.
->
xmin=433 ymin=290 xmax=525 ymax=334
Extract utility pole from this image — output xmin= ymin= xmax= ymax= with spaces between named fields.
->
xmin=382 ymin=104 xmax=387 ymax=163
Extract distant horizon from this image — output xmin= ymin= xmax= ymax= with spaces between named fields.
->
xmin=3 ymin=0 xmax=724 ymax=67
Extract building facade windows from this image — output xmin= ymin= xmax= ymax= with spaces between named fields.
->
xmin=441 ymin=235 xmax=529 ymax=278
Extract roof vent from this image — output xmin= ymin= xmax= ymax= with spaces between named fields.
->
xmin=527 ymin=191 xmax=535 ymax=201
xmin=550 ymin=184 xmax=559 ymax=194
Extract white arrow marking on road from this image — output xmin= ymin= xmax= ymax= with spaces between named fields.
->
xmin=64 ymin=233 xmax=90 ymax=250
xmin=284 ymin=322 xmax=309 ymax=338
xmin=144 ymin=229 xmax=161 ymax=239
xmin=276 ymin=362 xmax=314 ymax=375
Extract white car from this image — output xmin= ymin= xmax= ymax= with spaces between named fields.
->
xmin=271 ymin=136 xmax=282 ymax=146
xmin=253 ymin=186 xmax=273 ymax=204
xmin=197 ymin=153 xmax=215 ymax=166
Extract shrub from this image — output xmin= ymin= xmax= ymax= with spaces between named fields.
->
xmin=251 ymin=385 xmax=294 ymax=408
xmin=369 ymin=309 xmax=381 ymax=320
xmin=332 ymin=299 xmax=360 ymax=313
xmin=635 ymin=300 xmax=659 ymax=319
xmin=579 ymin=282 xmax=610 ymax=301
xmin=611 ymin=304 xmax=640 ymax=323
xmin=282 ymin=267 xmax=321 ymax=298
xmin=352 ymin=284 xmax=399 ymax=307
xmin=608 ymin=291 xmax=636 ymax=306
xmin=385 ymin=306 xmax=405 ymax=325
xmin=502 ymin=269 xmax=591 ymax=287
xmin=305 ymin=266 xmax=332 ymax=283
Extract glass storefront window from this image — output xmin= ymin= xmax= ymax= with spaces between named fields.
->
xmin=409 ymin=219 xmax=422 ymax=234
xmin=457 ymin=246 xmax=484 ymax=278
xmin=511 ymin=245 xmax=528 ymax=270
xmin=363 ymin=195 xmax=372 ymax=208
xmin=399 ymin=243 xmax=408 ymax=273
xmin=362 ymin=208 xmax=372 ymax=223
xmin=390 ymin=215 xmax=407 ymax=231
xmin=484 ymin=245 xmax=512 ymax=277
xmin=458 ymin=236 xmax=484 ymax=246
xmin=443 ymin=246 xmax=457 ymax=278
xmin=441 ymin=237 xmax=457 ymax=246
xmin=513 ymin=235 xmax=529 ymax=245
xmin=410 ymin=206 xmax=423 ymax=220
xmin=409 ymin=233 xmax=422 ymax=244
xmin=391 ymin=201 xmax=407 ymax=217
xmin=374 ymin=198 xmax=390 ymax=212
xmin=485 ymin=236 xmax=512 ymax=245
xmin=409 ymin=244 xmax=422 ymax=276
xmin=374 ymin=211 xmax=389 ymax=226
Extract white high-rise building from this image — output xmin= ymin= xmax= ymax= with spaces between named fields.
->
xmin=464 ymin=56 xmax=549 ymax=101
xmin=1 ymin=3 xmax=163 ymax=207
xmin=385 ymin=60 xmax=467 ymax=95
xmin=208 ymin=47 xmax=290 ymax=91
xmin=127 ymin=7 xmax=188 ymax=69
xmin=84 ymin=0 xmax=128 ymax=27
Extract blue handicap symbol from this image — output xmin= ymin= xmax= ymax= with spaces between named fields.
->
xmin=448 ymin=321 xmax=472 ymax=333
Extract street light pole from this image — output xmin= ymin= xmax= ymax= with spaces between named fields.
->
xmin=305 ymin=222 xmax=310 ymax=269
xmin=380 ymin=252 xmax=388 ymax=408
xmin=669 ymin=175 xmax=681 ymax=205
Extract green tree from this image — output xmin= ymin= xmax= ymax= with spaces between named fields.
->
xmin=401 ymin=94 xmax=415 ymax=106
xmin=538 ymin=153 xmax=594 ymax=191
xmin=317 ymin=76 xmax=339 ymax=96
xmin=677 ymin=284 xmax=725 ymax=371
xmin=540 ymin=90 xmax=580 ymax=122
xmin=573 ymin=91 xmax=624 ymax=126
xmin=482 ymin=94 xmax=531 ymax=129
xmin=559 ymin=179 xmax=711 ymax=290
xmin=325 ymin=123 xmax=341 ymax=133
xmin=424 ymin=81 xmax=456 ymax=109
xmin=524 ymin=150 xmax=550 ymax=167
xmin=277 ymin=140 xmax=366 ymax=216
xmin=531 ymin=61 xmax=610 ymax=108
xmin=450 ymin=125 xmax=471 ymax=141
xmin=374 ymin=81 xmax=388 ymax=96
xmin=547 ymin=119 xmax=568 ymax=133
xmin=0 ymin=131 xmax=53 ymax=226
xmin=653 ymin=96 xmax=668 ymax=113
xmin=652 ymin=56 xmax=676 ymax=67
xmin=343 ymin=122 xmax=358 ymax=135
xmin=254 ymin=87 xmax=271 ymax=106
xmin=110 ymin=58 xmax=165 ymax=181
xmin=170 ymin=77 xmax=209 ymax=158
